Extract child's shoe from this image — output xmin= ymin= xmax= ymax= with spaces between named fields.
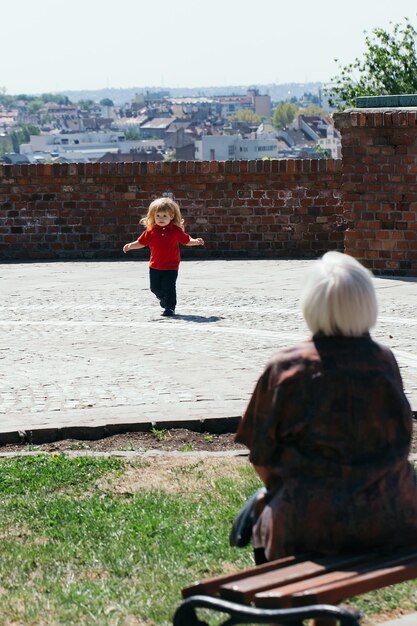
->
xmin=162 ymin=308 xmax=175 ymax=317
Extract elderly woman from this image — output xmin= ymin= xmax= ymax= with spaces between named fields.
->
xmin=235 ymin=251 xmax=417 ymax=564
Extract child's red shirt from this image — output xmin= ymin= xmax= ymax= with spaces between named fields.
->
xmin=138 ymin=223 xmax=191 ymax=270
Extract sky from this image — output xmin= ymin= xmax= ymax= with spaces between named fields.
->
xmin=2 ymin=0 xmax=417 ymax=95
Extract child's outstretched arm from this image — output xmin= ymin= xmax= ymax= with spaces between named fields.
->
xmin=123 ymin=240 xmax=145 ymax=253
xmin=186 ymin=237 xmax=204 ymax=247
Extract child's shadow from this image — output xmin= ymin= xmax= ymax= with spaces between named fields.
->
xmin=175 ymin=314 xmax=224 ymax=323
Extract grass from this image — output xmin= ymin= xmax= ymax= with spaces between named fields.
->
xmin=0 ymin=454 xmax=258 ymax=625
xmin=0 ymin=454 xmax=416 ymax=626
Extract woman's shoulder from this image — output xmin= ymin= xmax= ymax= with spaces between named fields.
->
xmin=269 ymin=339 xmax=319 ymax=365
xmin=368 ymin=338 xmax=396 ymax=360
xmin=264 ymin=340 xmax=320 ymax=382
xmin=366 ymin=338 xmax=403 ymax=379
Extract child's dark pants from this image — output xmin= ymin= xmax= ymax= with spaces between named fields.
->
xmin=149 ymin=268 xmax=178 ymax=311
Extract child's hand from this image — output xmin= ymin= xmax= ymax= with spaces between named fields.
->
xmin=196 ymin=238 xmax=204 ymax=246
xmin=123 ymin=243 xmax=131 ymax=253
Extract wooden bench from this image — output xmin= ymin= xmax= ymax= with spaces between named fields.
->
xmin=173 ymin=546 xmax=417 ymax=626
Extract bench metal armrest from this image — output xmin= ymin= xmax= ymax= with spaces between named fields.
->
xmin=173 ymin=595 xmax=362 ymax=626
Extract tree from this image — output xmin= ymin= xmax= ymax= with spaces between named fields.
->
xmin=0 ymin=135 xmax=13 ymax=156
xmin=302 ymin=92 xmax=321 ymax=106
xmin=272 ymin=102 xmax=298 ymax=129
xmin=0 ymin=93 xmax=72 ymax=109
xmin=313 ymin=144 xmax=330 ymax=158
xmin=9 ymin=124 xmax=40 ymax=152
xmin=326 ymin=18 xmax=417 ymax=109
xmin=100 ymin=98 xmax=114 ymax=107
xmin=10 ymin=131 xmax=20 ymax=153
xmin=27 ymin=99 xmax=44 ymax=114
xmin=228 ymin=108 xmax=262 ymax=124
xmin=40 ymin=93 xmax=71 ymax=105
xmin=164 ymin=150 xmax=176 ymax=161
xmin=24 ymin=123 xmax=40 ymax=137
xmin=299 ymin=104 xmax=327 ymax=117
xmin=0 ymin=89 xmax=14 ymax=108
xmin=78 ymin=99 xmax=95 ymax=111
xmin=124 ymin=128 xmax=141 ymax=140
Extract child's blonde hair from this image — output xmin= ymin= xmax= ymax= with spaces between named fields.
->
xmin=140 ymin=197 xmax=183 ymax=229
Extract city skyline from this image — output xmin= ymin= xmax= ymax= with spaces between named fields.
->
xmin=2 ymin=0 xmax=417 ymax=96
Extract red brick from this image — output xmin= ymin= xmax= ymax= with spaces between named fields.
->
xmin=0 ymin=153 xmax=412 ymax=269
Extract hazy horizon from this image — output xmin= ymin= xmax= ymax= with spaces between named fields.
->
xmin=2 ymin=0 xmax=417 ymax=95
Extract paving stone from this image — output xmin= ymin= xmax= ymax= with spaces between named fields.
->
xmin=0 ymin=260 xmax=416 ymax=443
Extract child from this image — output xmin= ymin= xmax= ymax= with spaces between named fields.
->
xmin=123 ymin=197 xmax=204 ymax=317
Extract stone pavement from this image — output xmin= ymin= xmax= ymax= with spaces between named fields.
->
xmin=383 ymin=613 xmax=417 ymax=626
xmin=1 ymin=259 xmax=416 ymax=443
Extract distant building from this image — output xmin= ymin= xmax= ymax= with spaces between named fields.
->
xmin=96 ymin=148 xmax=164 ymax=163
xmin=0 ymin=109 xmax=19 ymax=130
xmin=139 ymin=117 xmax=177 ymax=139
xmin=39 ymin=103 xmax=78 ymax=117
xmin=164 ymin=124 xmax=193 ymax=150
xmin=317 ymin=118 xmax=341 ymax=158
xmin=294 ymin=114 xmax=341 ymax=158
xmin=169 ymin=97 xmax=219 ymax=122
xmin=217 ymin=96 xmax=253 ymax=118
xmin=170 ymin=93 xmax=257 ymax=119
xmin=19 ymin=131 xmax=165 ymax=163
xmin=247 ymin=88 xmax=272 ymax=117
xmin=81 ymin=116 xmax=113 ymax=131
xmin=114 ymin=115 xmax=148 ymax=132
xmin=1 ymin=153 xmax=30 ymax=164
xmin=195 ymin=134 xmax=279 ymax=160
xmin=174 ymin=144 xmax=196 ymax=160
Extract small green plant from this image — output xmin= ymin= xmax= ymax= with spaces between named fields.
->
xmin=203 ymin=433 xmax=214 ymax=444
xmin=182 ymin=442 xmax=193 ymax=452
xmin=150 ymin=426 xmax=166 ymax=442
xmin=313 ymin=143 xmax=330 ymax=158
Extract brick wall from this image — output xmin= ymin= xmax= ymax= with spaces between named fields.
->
xmin=334 ymin=109 xmax=417 ymax=275
xmin=0 ymin=160 xmax=344 ymax=261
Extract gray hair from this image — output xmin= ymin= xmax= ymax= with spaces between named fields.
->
xmin=301 ymin=251 xmax=377 ymax=336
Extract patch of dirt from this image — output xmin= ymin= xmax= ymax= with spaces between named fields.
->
xmin=98 ymin=456 xmax=249 ymax=495
xmin=0 ymin=428 xmax=247 ymax=455
xmin=2 ymin=421 xmax=417 ymax=456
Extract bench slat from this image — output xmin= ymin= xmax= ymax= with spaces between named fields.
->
xmin=292 ymin=558 xmax=417 ymax=607
xmin=254 ymin=551 xmax=417 ymax=608
xmin=219 ymin=553 xmax=373 ymax=604
xmin=254 ymin=554 xmax=388 ymax=608
xmin=181 ymin=554 xmax=306 ymax=598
